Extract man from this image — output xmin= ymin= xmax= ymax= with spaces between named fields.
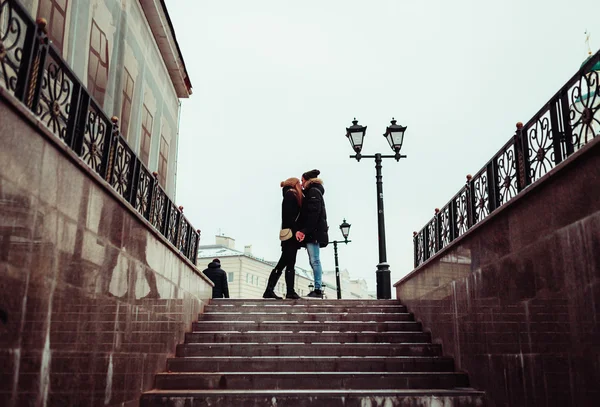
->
xmin=295 ymin=169 xmax=329 ymax=298
xmin=202 ymin=258 xmax=230 ymax=299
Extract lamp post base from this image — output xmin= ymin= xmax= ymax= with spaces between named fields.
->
xmin=376 ymin=263 xmax=392 ymax=299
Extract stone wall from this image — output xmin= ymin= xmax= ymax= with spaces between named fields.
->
xmin=0 ymin=89 xmax=212 ymax=407
xmin=395 ymin=135 xmax=600 ymax=406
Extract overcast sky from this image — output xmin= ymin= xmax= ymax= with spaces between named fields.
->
xmin=168 ymin=0 xmax=599 ymax=295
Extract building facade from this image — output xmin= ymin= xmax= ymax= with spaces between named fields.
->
xmin=16 ymin=0 xmax=192 ymax=198
xmin=198 ymin=236 xmax=373 ymax=299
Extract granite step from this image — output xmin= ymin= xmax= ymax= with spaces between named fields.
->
xmin=176 ymin=343 xmax=443 ymax=357
xmin=166 ymin=356 xmax=455 ymax=372
xmin=204 ymin=304 xmax=408 ymax=313
xmin=140 ymin=389 xmax=487 ymax=407
xmin=212 ymin=299 xmax=400 ymax=306
xmin=191 ymin=321 xmax=422 ymax=332
xmin=153 ymin=371 xmax=470 ymax=390
xmin=200 ymin=311 xmax=415 ymax=322
xmin=184 ymin=331 xmax=432 ymax=344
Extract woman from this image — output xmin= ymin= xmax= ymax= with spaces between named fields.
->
xmin=262 ymin=177 xmax=302 ymax=299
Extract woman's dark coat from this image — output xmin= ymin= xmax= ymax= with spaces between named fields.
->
xmin=281 ymin=186 xmax=300 ymax=248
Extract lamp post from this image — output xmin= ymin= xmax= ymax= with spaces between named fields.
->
xmin=345 ymin=118 xmax=407 ymax=299
xmin=331 ymin=219 xmax=352 ymax=299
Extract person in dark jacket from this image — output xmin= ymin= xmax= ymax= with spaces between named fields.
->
xmin=295 ymin=169 xmax=329 ymax=298
xmin=263 ymin=177 xmax=302 ymax=300
xmin=202 ymin=258 xmax=230 ymax=299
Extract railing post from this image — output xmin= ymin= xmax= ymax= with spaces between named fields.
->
xmin=450 ymin=198 xmax=458 ymax=241
xmin=423 ymin=223 xmax=430 ymax=261
xmin=559 ymin=93 xmax=574 ymax=157
xmin=514 ymin=122 xmax=526 ymax=192
xmin=194 ymin=229 xmax=201 ymax=264
xmin=13 ymin=10 xmax=38 ymax=103
xmin=129 ymin=157 xmax=141 ymax=207
xmin=466 ymin=174 xmax=475 ymax=227
xmin=413 ymin=231 xmax=418 ymax=268
xmin=434 ymin=208 xmax=441 ymax=252
xmin=63 ymin=79 xmax=83 ymax=150
xmin=160 ymin=196 xmax=169 ymax=235
xmin=516 ymin=122 xmax=532 ymax=189
xmin=144 ymin=172 xmax=156 ymax=221
xmin=25 ymin=18 xmax=49 ymax=112
xmin=174 ymin=206 xmax=183 ymax=248
xmin=71 ymin=90 xmax=90 ymax=156
xmin=549 ymin=101 xmax=564 ymax=165
xmin=487 ymin=160 xmax=500 ymax=212
xmin=104 ymin=116 xmax=119 ymax=182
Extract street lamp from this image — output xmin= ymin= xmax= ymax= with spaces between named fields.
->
xmin=331 ymin=219 xmax=352 ymax=299
xmin=344 ymin=118 xmax=408 ymax=299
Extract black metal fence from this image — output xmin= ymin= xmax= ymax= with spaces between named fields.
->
xmin=413 ymin=50 xmax=600 ymax=268
xmin=0 ymin=0 xmax=200 ymax=264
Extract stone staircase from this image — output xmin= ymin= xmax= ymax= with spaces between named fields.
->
xmin=139 ymin=299 xmax=486 ymax=406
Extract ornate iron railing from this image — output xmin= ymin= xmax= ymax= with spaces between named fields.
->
xmin=0 ymin=0 xmax=200 ymax=264
xmin=414 ymin=49 xmax=600 ymax=268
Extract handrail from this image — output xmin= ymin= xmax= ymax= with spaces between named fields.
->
xmin=0 ymin=0 xmax=200 ymax=264
xmin=413 ymin=50 xmax=600 ymax=268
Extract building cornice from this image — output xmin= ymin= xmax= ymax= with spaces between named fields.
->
xmin=139 ymin=0 xmax=193 ymax=98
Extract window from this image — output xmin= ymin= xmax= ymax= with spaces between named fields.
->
xmin=38 ymin=0 xmax=68 ymax=54
xmin=246 ymin=273 xmax=249 ymax=283
xmin=88 ymin=19 xmax=109 ymax=106
xmin=140 ymin=104 xmax=153 ymax=166
xmin=120 ymin=68 xmax=134 ymax=140
xmin=158 ymin=135 xmax=169 ymax=187
xmin=228 ymin=272 xmax=234 ymax=282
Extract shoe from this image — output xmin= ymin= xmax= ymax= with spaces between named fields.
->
xmin=285 ymin=291 xmax=301 ymax=300
xmin=263 ymin=289 xmax=282 ymax=299
xmin=306 ymin=289 xmax=323 ymax=299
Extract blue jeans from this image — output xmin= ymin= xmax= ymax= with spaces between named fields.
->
xmin=306 ymin=242 xmax=322 ymax=290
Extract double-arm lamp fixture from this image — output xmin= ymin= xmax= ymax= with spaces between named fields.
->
xmin=344 ymin=118 xmax=408 ymax=299
xmin=331 ymin=219 xmax=352 ymax=299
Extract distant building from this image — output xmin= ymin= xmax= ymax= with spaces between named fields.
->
xmin=198 ymin=236 xmax=373 ymax=299
xmin=17 ymin=0 xmax=192 ymax=198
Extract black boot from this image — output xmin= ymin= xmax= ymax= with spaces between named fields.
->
xmin=306 ymin=289 xmax=323 ymax=299
xmin=285 ymin=269 xmax=300 ymax=299
xmin=263 ymin=269 xmax=283 ymax=299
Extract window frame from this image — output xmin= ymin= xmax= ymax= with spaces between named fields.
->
xmin=140 ymin=104 xmax=153 ymax=166
xmin=87 ymin=19 xmax=110 ymax=106
xmin=120 ymin=67 xmax=135 ymax=140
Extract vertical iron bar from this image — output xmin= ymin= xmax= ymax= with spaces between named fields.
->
xmin=145 ymin=174 xmax=156 ymax=221
xmin=560 ymin=94 xmax=574 ymax=157
xmin=64 ymin=79 xmax=82 ymax=150
xmin=104 ymin=117 xmax=119 ymax=182
xmin=450 ymin=198 xmax=458 ymax=242
xmin=129 ymin=158 xmax=141 ymax=207
xmin=513 ymin=123 xmax=526 ymax=193
xmin=184 ymin=219 xmax=192 ymax=259
xmin=466 ymin=175 xmax=475 ymax=227
xmin=160 ymin=197 xmax=169 ymax=236
xmin=423 ymin=224 xmax=430 ymax=261
xmin=14 ymin=16 xmax=38 ymax=102
xmin=71 ymin=90 xmax=89 ymax=157
xmin=434 ymin=208 xmax=441 ymax=252
xmin=549 ymin=101 xmax=563 ymax=165
xmin=413 ymin=232 xmax=418 ymax=269
xmin=174 ymin=208 xmax=182 ymax=248
xmin=488 ymin=161 xmax=499 ymax=212
xmin=520 ymin=124 xmax=532 ymax=188
xmin=26 ymin=19 xmax=49 ymax=112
